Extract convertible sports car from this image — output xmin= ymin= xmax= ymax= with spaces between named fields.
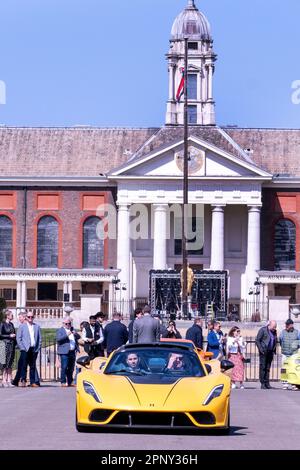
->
xmin=76 ymin=342 xmax=233 ymax=432
xmin=280 ymin=351 xmax=300 ymax=388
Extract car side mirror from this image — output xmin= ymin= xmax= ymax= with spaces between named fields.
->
xmin=76 ymin=356 xmax=91 ymax=368
xmin=205 ymin=364 xmax=212 ymax=374
xmin=220 ymin=360 xmax=234 ymax=372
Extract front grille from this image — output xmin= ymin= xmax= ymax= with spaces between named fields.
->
xmin=190 ymin=412 xmax=216 ymax=425
xmin=110 ymin=412 xmax=195 ymax=427
xmin=89 ymin=409 xmax=114 ymax=422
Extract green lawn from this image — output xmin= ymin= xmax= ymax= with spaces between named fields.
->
xmin=41 ymin=328 xmax=57 ymax=346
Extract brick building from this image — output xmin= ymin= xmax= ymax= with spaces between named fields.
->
xmin=0 ymin=1 xmax=299 ymax=320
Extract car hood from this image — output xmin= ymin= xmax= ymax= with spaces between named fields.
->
xmin=79 ymin=372 xmax=230 ymax=411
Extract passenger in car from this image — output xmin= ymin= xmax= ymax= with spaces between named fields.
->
xmin=166 ymin=353 xmax=187 ymax=371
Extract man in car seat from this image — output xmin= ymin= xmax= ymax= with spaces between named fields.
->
xmin=166 ymin=353 xmax=187 ymax=371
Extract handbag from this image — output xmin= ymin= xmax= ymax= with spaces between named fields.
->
xmin=242 ymin=357 xmax=251 ymax=364
xmin=0 ymin=339 xmax=6 ymax=366
xmin=238 ymin=343 xmax=251 ymax=364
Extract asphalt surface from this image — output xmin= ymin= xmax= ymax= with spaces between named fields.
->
xmin=0 ymin=382 xmax=299 ymax=451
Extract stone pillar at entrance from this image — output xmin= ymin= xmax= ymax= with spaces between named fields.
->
xmin=16 ymin=281 xmax=22 ymax=309
xmin=210 ymin=205 xmax=225 ymax=271
xmin=153 ymin=204 xmax=168 ymax=270
xmin=247 ymin=206 xmax=261 ymax=290
xmin=117 ymin=204 xmax=130 ymax=309
xmin=63 ymin=281 xmax=73 ymax=312
xmin=20 ymin=281 xmax=27 ymax=309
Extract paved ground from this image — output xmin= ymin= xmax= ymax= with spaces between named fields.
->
xmin=0 ymin=382 xmax=299 ymax=450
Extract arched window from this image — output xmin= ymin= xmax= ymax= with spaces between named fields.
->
xmin=0 ymin=216 xmax=12 ymax=267
xmin=83 ymin=217 xmax=104 ymax=268
xmin=37 ymin=216 xmax=58 ymax=268
xmin=274 ymin=219 xmax=296 ymax=271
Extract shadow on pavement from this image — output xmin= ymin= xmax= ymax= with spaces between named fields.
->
xmin=77 ymin=426 xmax=248 ymax=437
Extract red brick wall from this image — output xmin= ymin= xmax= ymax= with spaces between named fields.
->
xmin=0 ymin=188 xmax=116 ymax=269
xmin=261 ymin=189 xmax=300 ymax=271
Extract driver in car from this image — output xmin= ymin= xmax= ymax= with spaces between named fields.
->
xmin=126 ymin=353 xmax=141 ymax=371
xmin=123 ymin=352 xmax=149 ymax=374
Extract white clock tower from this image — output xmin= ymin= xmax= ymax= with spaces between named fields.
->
xmin=166 ymin=0 xmax=217 ymax=126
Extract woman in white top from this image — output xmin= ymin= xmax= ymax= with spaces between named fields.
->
xmin=226 ymin=326 xmax=246 ymax=389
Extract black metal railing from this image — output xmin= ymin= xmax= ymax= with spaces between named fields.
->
xmin=101 ymin=300 xmax=269 ymax=323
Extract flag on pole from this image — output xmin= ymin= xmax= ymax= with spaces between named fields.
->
xmin=176 ymin=67 xmax=185 ymax=102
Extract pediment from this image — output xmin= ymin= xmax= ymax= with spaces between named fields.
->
xmin=110 ymin=136 xmax=272 ymax=180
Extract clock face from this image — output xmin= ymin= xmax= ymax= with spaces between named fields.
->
xmin=175 ymin=146 xmax=204 ymax=175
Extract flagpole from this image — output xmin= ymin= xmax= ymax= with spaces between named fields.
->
xmin=181 ymin=36 xmax=189 ymax=319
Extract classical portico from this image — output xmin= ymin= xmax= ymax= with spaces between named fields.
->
xmin=110 ymin=134 xmax=272 ymax=306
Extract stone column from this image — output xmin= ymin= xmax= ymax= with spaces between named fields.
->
xmin=202 ymin=66 xmax=207 ymax=102
xmin=153 ymin=204 xmax=168 ymax=270
xmin=108 ymin=282 xmax=114 ymax=319
xmin=168 ymin=63 xmax=176 ymax=101
xmin=21 ymin=281 xmax=27 ymax=309
xmin=68 ymin=281 xmax=73 ymax=303
xmin=63 ymin=281 xmax=69 ymax=302
xmin=247 ymin=205 xmax=261 ymax=288
xmin=210 ymin=205 xmax=225 ymax=271
xmin=117 ymin=204 xmax=131 ymax=303
xmin=63 ymin=281 xmax=73 ymax=303
xmin=16 ymin=280 xmax=22 ymax=309
xmin=208 ymin=64 xmax=213 ymax=101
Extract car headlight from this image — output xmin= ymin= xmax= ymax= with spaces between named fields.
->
xmin=203 ymin=385 xmax=224 ymax=406
xmin=83 ymin=381 xmax=102 ymax=403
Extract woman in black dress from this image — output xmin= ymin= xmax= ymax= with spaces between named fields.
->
xmin=0 ymin=311 xmax=16 ymax=387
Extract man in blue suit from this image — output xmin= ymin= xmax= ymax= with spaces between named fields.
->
xmin=56 ymin=318 xmax=80 ymax=387
xmin=185 ymin=317 xmax=203 ymax=349
xmin=16 ymin=311 xmax=42 ymax=387
xmin=104 ymin=312 xmax=128 ymax=356
xmin=207 ymin=321 xmax=225 ymax=359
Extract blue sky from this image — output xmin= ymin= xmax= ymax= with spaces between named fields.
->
xmin=0 ymin=0 xmax=299 ymax=128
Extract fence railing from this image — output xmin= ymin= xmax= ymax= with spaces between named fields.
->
xmin=101 ymin=300 xmax=270 ymax=323
xmin=9 ymin=299 xmax=269 ymax=323
xmin=13 ymin=338 xmax=283 ymax=383
xmin=239 ymin=301 xmax=269 ymax=323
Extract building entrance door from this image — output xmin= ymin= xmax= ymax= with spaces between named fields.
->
xmin=81 ymin=282 xmax=102 ymax=295
xmin=37 ymin=282 xmax=58 ymax=301
xmin=274 ymin=284 xmax=296 ymax=303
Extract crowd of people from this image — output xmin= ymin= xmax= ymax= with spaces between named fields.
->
xmin=0 ymin=307 xmax=299 ymax=389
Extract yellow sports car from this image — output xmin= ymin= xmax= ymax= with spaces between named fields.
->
xmin=280 ymin=351 xmax=300 ymax=388
xmin=76 ymin=343 xmax=233 ymax=433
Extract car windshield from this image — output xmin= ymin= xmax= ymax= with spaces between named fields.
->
xmin=104 ymin=347 xmax=205 ymax=378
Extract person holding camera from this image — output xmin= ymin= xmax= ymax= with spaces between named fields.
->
xmin=56 ymin=318 xmax=80 ymax=387
xmin=162 ymin=320 xmax=182 ymax=339
xmin=226 ymin=326 xmax=246 ymax=389
xmin=207 ymin=321 xmax=225 ymax=359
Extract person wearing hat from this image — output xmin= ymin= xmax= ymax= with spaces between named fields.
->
xmin=279 ymin=319 xmax=300 ymax=390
